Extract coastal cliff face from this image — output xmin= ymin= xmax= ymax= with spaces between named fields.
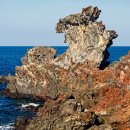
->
xmin=4 ymin=6 xmax=130 ymax=130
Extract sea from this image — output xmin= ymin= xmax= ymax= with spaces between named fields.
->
xmin=0 ymin=46 xmax=129 ymax=130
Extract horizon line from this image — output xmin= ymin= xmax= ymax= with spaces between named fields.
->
xmin=0 ymin=45 xmax=129 ymax=47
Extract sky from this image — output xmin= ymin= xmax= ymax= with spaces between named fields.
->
xmin=0 ymin=0 xmax=130 ymax=46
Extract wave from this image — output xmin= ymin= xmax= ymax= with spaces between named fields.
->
xmin=21 ymin=103 xmax=39 ymax=108
xmin=0 ymin=123 xmax=14 ymax=130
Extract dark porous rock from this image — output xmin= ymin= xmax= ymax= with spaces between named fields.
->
xmin=15 ymin=117 xmax=32 ymax=130
xmin=5 ymin=6 xmax=130 ymax=130
xmin=3 ymin=89 xmax=18 ymax=98
xmin=88 ymin=124 xmax=112 ymax=130
xmin=55 ymin=6 xmax=117 ymax=69
xmin=26 ymin=98 xmax=104 ymax=130
xmin=0 ymin=74 xmax=15 ymax=84
xmin=21 ymin=47 xmax=56 ymax=65
xmin=0 ymin=76 xmax=8 ymax=83
xmin=23 ymin=52 xmax=130 ymax=129
xmin=56 ymin=6 xmax=102 ymax=33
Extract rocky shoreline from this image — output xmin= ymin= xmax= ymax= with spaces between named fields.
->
xmin=3 ymin=6 xmax=130 ymax=130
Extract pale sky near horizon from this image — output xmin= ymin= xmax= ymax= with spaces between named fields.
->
xmin=0 ymin=0 xmax=130 ymax=46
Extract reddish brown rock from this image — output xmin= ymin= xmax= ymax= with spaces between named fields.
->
xmin=4 ymin=6 xmax=130 ymax=130
xmin=10 ymin=51 xmax=129 ymax=130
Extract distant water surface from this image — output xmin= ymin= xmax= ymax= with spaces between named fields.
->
xmin=0 ymin=46 xmax=129 ymax=129
xmin=108 ymin=46 xmax=130 ymax=63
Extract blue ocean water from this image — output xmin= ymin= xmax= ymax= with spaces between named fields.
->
xmin=0 ymin=46 xmax=129 ymax=129
xmin=108 ymin=46 xmax=130 ymax=63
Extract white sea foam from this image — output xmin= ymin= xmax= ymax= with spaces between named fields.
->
xmin=21 ymin=103 xmax=39 ymax=108
xmin=0 ymin=123 xmax=14 ymax=130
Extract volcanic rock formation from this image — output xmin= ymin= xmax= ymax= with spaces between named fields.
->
xmin=55 ymin=6 xmax=117 ymax=69
xmin=4 ymin=6 xmax=130 ymax=130
xmin=6 ymin=6 xmax=117 ymax=99
xmin=18 ymin=51 xmax=130 ymax=130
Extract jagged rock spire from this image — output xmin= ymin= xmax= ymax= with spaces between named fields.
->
xmin=55 ymin=6 xmax=118 ymax=69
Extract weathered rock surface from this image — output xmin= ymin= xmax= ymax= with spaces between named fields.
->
xmin=0 ymin=74 xmax=15 ymax=84
xmin=21 ymin=47 xmax=56 ymax=65
xmin=4 ymin=6 xmax=130 ymax=130
xmin=55 ymin=6 xmax=117 ymax=69
xmin=6 ymin=6 xmax=117 ymax=99
xmin=21 ymin=51 xmax=129 ymax=130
